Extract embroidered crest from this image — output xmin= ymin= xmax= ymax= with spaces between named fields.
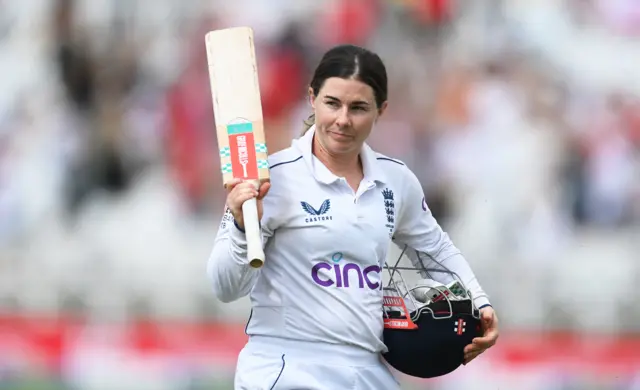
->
xmin=382 ymin=188 xmax=395 ymax=237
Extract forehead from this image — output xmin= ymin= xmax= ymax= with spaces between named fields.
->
xmin=319 ymin=77 xmax=375 ymax=103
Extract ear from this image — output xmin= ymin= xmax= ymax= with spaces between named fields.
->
xmin=308 ymin=87 xmax=316 ymax=109
xmin=376 ymin=101 xmax=388 ymax=121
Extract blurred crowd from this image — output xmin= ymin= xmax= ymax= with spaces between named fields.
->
xmin=1 ymin=0 xmax=640 ymax=388
xmin=0 ymin=0 xmax=639 ymax=330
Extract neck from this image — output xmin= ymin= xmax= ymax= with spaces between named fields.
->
xmin=312 ymin=135 xmax=362 ymax=178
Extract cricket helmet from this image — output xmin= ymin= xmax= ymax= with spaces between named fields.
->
xmin=381 ymin=245 xmax=482 ymax=378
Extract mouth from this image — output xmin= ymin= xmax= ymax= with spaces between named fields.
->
xmin=328 ymin=130 xmax=354 ymax=140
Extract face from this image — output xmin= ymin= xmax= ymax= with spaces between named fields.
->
xmin=310 ymin=77 xmax=387 ymax=156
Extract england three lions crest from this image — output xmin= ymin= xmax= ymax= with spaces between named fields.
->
xmin=382 ymin=188 xmax=395 ymax=237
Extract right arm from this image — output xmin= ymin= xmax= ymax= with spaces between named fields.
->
xmin=207 ymin=207 xmax=271 ymax=303
xmin=207 ymin=180 xmax=275 ymax=303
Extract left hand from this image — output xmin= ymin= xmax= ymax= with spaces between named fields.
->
xmin=463 ymin=306 xmax=499 ymax=365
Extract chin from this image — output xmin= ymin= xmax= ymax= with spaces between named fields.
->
xmin=317 ymin=129 xmax=359 ymax=154
xmin=327 ymin=139 xmax=358 ymax=154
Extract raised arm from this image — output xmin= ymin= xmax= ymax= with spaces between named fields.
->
xmin=207 ymin=180 xmax=276 ymax=303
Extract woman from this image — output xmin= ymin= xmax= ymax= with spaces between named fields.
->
xmin=208 ymin=44 xmax=498 ymax=390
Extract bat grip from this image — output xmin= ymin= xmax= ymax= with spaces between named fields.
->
xmin=242 ymin=196 xmax=265 ymax=268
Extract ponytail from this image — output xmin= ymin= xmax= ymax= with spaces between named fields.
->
xmin=301 ymin=113 xmax=315 ymax=136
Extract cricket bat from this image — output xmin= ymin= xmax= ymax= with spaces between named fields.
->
xmin=205 ymin=26 xmax=269 ymax=269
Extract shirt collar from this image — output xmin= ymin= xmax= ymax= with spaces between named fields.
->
xmin=292 ymin=125 xmax=387 ymax=185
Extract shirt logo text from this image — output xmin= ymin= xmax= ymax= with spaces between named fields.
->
xmin=301 ymin=199 xmax=333 ymax=223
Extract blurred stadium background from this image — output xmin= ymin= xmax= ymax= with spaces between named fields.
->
xmin=1 ymin=0 xmax=640 ymax=389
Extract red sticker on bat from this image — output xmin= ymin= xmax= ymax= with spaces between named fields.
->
xmin=229 ymin=133 xmax=258 ymax=180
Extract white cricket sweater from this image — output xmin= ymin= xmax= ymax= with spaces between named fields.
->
xmin=207 ymin=126 xmax=491 ymax=354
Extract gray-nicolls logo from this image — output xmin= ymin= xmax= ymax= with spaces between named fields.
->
xmin=454 ymin=319 xmax=466 ymax=335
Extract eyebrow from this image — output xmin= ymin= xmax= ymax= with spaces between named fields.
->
xmin=324 ymin=95 xmax=371 ymax=106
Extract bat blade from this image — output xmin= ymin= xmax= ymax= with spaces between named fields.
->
xmin=205 ymin=26 xmax=269 ymax=268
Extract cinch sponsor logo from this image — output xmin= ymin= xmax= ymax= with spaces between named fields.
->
xmin=311 ymin=252 xmax=381 ymax=290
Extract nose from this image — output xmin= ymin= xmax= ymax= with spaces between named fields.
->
xmin=335 ymin=106 xmax=350 ymax=128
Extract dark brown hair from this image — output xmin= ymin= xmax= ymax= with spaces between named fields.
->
xmin=302 ymin=44 xmax=388 ymax=134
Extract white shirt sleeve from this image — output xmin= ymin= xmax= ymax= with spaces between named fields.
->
xmin=207 ymin=192 xmax=277 ymax=303
xmin=392 ymin=169 xmax=491 ymax=309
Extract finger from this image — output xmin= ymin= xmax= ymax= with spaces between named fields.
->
xmin=479 ymin=327 xmax=499 ymax=342
xmin=231 ymin=188 xmax=260 ymax=206
xmin=471 ymin=334 xmax=495 ymax=348
xmin=464 ymin=344 xmax=481 ymax=354
xmin=232 ymin=183 xmax=260 ymax=197
xmin=228 ymin=180 xmax=260 ymax=196
xmin=232 ymin=181 xmax=259 ymax=191
xmin=471 ymin=334 xmax=497 ymax=349
xmin=463 ymin=350 xmax=483 ymax=365
xmin=224 ymin=178 xmax=243 ymax=191
xmin=257 ymin=182 xmax=271 ymax=200
xmin=463 ymin=355 xmax=475 ymax=365
xmin=465 ymin=348 xmax=485 ymax=361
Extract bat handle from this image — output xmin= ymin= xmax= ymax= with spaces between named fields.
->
xmin=242 ymin=196 xmax=265 ymax=268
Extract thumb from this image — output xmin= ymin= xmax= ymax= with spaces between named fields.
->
xmin=257 ymin=182 xmax=271 ymax=200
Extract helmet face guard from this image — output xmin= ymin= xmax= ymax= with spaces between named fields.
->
xmin=381 ymin=245 xmax=482 ymax=379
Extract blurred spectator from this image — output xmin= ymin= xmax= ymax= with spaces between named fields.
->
xmin=52 ymin=0 xmax=142 ymax=220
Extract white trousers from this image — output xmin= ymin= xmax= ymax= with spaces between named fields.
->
xmin=234 ymin=335 xmax=401 ymax=390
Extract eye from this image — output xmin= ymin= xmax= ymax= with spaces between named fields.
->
xmin=352 ymin=106 xmax=368 ymax=112
xmin=325 ymin=100 xmax=339 ymax=108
